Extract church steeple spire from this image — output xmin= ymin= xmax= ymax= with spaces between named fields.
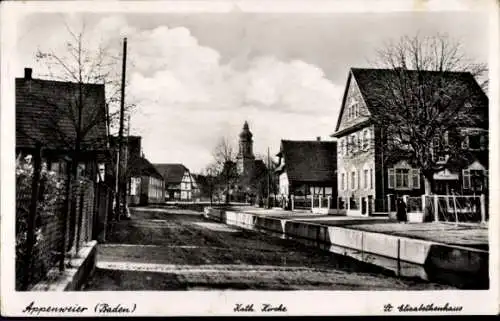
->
xmin=239 ymin=121 xmax=253 ymax=140
xmin=237 ymin=120 xmax=255 ymax=175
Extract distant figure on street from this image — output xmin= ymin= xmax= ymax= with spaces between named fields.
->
xmin=121 ymin=201 xmax=131 ymax=220
xmin=396 ymin=199 xmax=407 ymax=223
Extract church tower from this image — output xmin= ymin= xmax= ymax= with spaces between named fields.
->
xmin=236 ymin=121 xmax=255 ymax=175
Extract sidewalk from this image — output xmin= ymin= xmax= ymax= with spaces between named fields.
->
xmin=230 ymin=206 xmax=488 ymax=250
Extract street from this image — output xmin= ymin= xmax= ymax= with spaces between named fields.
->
xmin=82 ymin=206 xmax=452 ymax=291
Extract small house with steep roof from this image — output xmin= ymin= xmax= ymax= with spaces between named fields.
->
xmin=275 ymin=139 xmax=337 ymax=202
xmin=154 ymin=163 xmax=197 ymax=201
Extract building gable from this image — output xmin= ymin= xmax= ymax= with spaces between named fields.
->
xmin=182 ymin=171 xmax=192 ymax=184
xmin=335 ymin=71 xmax=371 ymax=134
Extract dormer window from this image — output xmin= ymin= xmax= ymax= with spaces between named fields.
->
xmin=461 ymin=128 xmax=486 ymax=151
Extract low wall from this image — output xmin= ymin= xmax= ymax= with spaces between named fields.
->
xmin=31 ymin=241 xmax=97 ymax=291
xmin=311 ymin=208 xmax=344 ymax=215
xmin=204 ymin=207 xmax=488 ymax=288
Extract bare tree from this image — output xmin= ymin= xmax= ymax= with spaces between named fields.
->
xmin=202 ymin=163 xmax=219 ymax=205
xmin=364 ymin=33 xmax=488 ymax=194
xmin=212 ymin=137 xmax=239 ymax=203
xmin=23 ymin=20 xmax=136 ymax=250
xmin=255 ymin=152 xmax=279 ymax=198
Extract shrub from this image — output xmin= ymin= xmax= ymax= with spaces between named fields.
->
xmin=16 ymin=154 xmax=64 ymax=289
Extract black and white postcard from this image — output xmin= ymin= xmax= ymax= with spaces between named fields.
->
xmin=1 ymin=0 xmax=498 ymax=316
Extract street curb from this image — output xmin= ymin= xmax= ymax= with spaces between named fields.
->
xmin=30 ymin=240 xmax=98 ymax=291
xmin=204 ymin=207 xmax=489 ymax=288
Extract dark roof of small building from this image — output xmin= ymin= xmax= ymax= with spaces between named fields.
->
xmin=154 ymin=163 xmax=189 ymax=184
xmin=276 ymin=140 xmax=337 ymax=182
xmin=16 ymin=71 xmax=108 ymax=152
xmin=334 ymin=68 xmax=489 ymax=133
xmin=128 ymin=156 xmax=164 ymax=180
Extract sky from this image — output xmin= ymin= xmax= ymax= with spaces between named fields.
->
xmin=13 ymin=8 xmax=489 ymax=173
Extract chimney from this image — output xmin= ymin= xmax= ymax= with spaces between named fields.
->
xmin=24 ymin=68 xmax=32 ymax=80
xmin=316 ymin=136 xmax=321 ymax=141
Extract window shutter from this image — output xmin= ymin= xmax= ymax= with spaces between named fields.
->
xmin=388 ymin=169 xmax=395 ymax=189
xmin=463 ymin=169 xmax=471 ymax=189
xmin=411 ymin=169 xmax=420 ymax=189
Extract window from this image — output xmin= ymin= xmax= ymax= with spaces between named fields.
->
xmin=388 ymin=167 xmax=420 ymax=189
xmin=463 ymin=169 xmax=487 ymax=191
xmin=461 ymin=136 xmax=469 ymax=149
xmin=462 ymin=130 xmax=486 ymax=151
xmin=363 ymin=129 xmax=370 ymax=149
xmin=370 ymin=168 xmax=373 ymax=189
xmin=463 ymin=169 xmax=471 ymax=189
xmin=480 ymin=135 xmax=487 ymax=150
xmin=363 ymin=169 xmax=368 ymax=189
xmin=396 ymin=168 xmax=410 ymax=188
xmin=468 ymin=135 xmax=481 ymax=150
xmin=411 ymin=169 xmax=420 ymax=189
xmin=431 ymin=136 xmax=440 ymax=160
xmin=351 ymin=134 xmax=358 ymax=153
xmin=77 ymin=163 xmax=86 ymax=178
xmin=351 ymin=171 xmax=356 ymax=190
xmin=341 ymin=173 xmax=345 ymax=190
xmin=50 ymin=162 xmax=61 ymax=175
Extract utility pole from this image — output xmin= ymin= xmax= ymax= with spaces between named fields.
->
xmin=123 ymin=114 xmax=131 ymax=218
xmin=267 ymin=147 xmax=271 ymax=208
xmin=115 ymin=37 xmax=127 ymax=221
xmin=124 ymin=114 xmax=130 ymax=197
